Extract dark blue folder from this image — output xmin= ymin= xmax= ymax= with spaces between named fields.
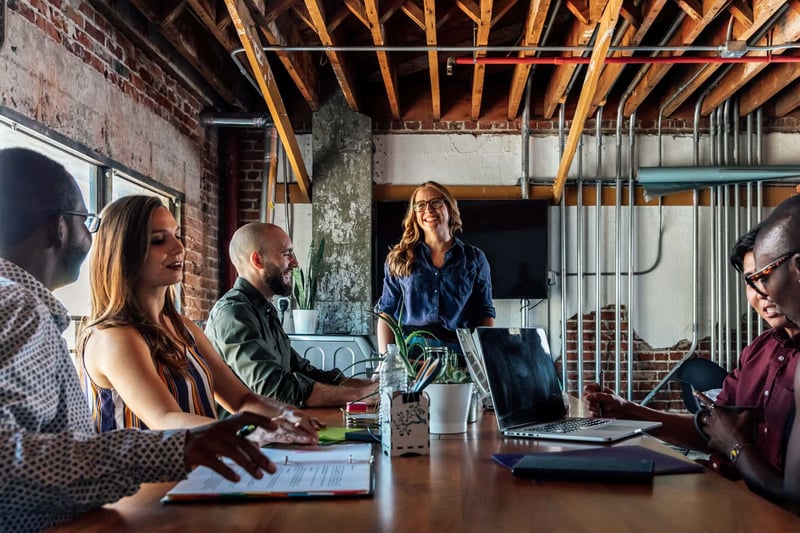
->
xmin=492 ymin=445 xmax=706 ymax=475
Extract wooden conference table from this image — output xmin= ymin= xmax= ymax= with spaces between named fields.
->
xmin=49 ymin=400 xmax=800 ymax=533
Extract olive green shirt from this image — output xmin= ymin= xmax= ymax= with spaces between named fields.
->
xmin=205 ymin=277 xmax=345 ymax=407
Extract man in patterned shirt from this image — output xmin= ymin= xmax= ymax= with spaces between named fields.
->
xmin=0 ymin=148 xmax=281 ymax=532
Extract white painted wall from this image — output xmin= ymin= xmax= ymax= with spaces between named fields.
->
xmin=369 ymin=131 xmax=800 ymax=358
xmin=275 ymin=123 xmax=800 ymax=359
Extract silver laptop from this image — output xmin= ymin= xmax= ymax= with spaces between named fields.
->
xmin=476 ymin=327 xmax=661 ymax=443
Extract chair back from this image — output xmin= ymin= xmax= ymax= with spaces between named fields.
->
xmin=673 ymin=358 xmax=729 ymax=413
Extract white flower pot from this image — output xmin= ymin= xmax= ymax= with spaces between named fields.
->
xmin=425 ymin=382 xmax=474 ymax=434
xmin=292 ymin=309 xmax=318 ymax=334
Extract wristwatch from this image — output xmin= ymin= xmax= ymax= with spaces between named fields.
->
xmin=729 ymin=443 xmax=750 ymax=464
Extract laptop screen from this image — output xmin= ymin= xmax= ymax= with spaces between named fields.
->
xmin=476 ymin=327 xmax=566 ymax=430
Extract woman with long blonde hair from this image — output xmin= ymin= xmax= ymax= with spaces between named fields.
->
xmin=79 ymin=195 xmax=319 ymax=440
xmin=375 ymin=181 xmax=495 ymax=354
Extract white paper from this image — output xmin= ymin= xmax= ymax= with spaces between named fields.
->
xmin=165 ymin=444 xmax=374 ymax=500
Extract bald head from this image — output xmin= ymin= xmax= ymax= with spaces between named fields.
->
xmin=228 ymin=222 xmax=297 ymax=299
xmin=0 ymin=148 xmax=81 ymax=252
xmin=753 ymin=194 xmax=800 ymax=324
xmin=229 ymin=223 xmax=286 ymax=275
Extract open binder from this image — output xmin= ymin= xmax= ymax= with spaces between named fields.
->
xmin=163 ymin=443 xmax=375 ymax=502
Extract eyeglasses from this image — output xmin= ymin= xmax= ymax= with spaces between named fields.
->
xmin=412 ymin=196 xmax=446 ymax=213
xmin=60 ymin=211 xmax=102 ymax=233
xmin=744 ymin=249 xmax=800 ymax=297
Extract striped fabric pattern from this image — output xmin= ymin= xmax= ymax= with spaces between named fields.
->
xmin=84 ymin=334 xmax=216 ymax=432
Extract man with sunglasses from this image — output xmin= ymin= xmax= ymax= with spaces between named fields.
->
xmin=585 ymin=224 xmax=800 ymax=486
xmin=0 ymin=148 xmax=282 ymax=532
xmin=747 ymin=195 xmax=800 ymax=505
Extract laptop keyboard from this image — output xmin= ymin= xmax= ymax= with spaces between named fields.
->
xmin=533 ymin=418 xmax=611 ymax=433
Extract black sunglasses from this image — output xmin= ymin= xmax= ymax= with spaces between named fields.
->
xmin=744 ymin=250 xmax=800 ymax=297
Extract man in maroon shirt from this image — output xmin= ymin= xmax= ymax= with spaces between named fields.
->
xmin=584 ymin=224 xmax=799 ymax=483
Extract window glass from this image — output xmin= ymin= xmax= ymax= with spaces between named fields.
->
xmin=0 ymin=119 xmax=181 ymax=349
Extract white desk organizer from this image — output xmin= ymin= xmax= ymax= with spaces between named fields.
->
xmin=381 ymin=391 xmax=430 ymax=456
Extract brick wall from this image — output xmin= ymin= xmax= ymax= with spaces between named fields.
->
xmin=559 ymin=305 xmax=751 ymax=412
xmin=7 ymin=1 xmax=221 ymax=320
xmin=237 ymin=129 xmax=270 ymax=224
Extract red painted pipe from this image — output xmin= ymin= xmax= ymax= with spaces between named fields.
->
xmin=453 ymin=54 xmax=800 ymax=65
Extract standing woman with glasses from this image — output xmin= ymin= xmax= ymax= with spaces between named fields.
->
xmin=77 ymin=195 xmax=319 ymax=441
xmin=375 ymin=181 xmax=495 ymax=356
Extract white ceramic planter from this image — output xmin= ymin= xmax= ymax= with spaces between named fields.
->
xmin=425 ymin=382 xmax=474 ymax=434
xmin=292 ymin=309 xmax=318 ymax=334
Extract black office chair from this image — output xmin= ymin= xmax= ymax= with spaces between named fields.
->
xmin=672 ymin=357 xmax=729 ymax=413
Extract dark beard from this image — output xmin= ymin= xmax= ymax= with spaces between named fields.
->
xmin=263 ymin=263 xmax=292 ymax=297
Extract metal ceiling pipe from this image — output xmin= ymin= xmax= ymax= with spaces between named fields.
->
xmin=520 ymin=73 xmax=532 ymax=328
xmin=453 ymin=55 xmax=800 ymax=65
xmin=576 ymin=131 xmax=585 ymax=395
xmin=746 ymin=112 xmax=754 ymax=344
xmin=595 ymin=106 xmax=603 ymax=387
xmin=627 ymin=112 xmax=636 ymax=400
xmin=558 ymin=102 xmax=569 ymax=389
xmin=200 ymin=111 xmax=273 ymax=128
xmin=614 ymin=101 xmax=623 ymax=396
xmin=756 ymin=107 xmax=764 ymax=337
xmin=733 ymin=98 xmax=742 ymax=363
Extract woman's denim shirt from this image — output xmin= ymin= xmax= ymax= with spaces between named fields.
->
xmin=375 ymin=238 xmax=496 ymax=332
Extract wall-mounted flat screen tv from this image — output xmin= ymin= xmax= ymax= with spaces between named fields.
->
xmin=373 ymin=199 xmax=549 ymax=301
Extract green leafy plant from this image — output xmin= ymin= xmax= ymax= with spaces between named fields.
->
xmin=292 ymin=238 xmax=325 ymax=310
xmin=369 ymin=310 xmax=437 ymax=378
xmin=435 ymin=349 xmax=471 ymax=384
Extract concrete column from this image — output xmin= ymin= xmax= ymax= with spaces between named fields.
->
xmin=312 ymin=92 xmax=373 ymax=334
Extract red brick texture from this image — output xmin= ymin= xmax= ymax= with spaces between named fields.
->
xmin=10 ymin=1 xmax=220 ymax=320
xmin=558 ymin=305 xmax=742 ymax=413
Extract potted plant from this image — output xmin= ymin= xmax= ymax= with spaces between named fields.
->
xmin=369 ymin=310 xmax=437 ymax=379
xmin=424 ymin=348 xmax=475 ymax=434
xmin=292 ymin=237 xmax=325 ymax=334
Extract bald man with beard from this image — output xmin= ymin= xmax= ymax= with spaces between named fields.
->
xmin=206 ymin=223 xmax=377 ymax=408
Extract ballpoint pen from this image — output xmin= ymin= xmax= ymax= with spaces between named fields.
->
xmin=413 ymin=357 xmax=443 ymax=392
xmin=236 ymin=424 xmax=257 ymax=438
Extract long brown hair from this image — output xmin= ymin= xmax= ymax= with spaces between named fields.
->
xmin=78 ymin=195 xmax=190 ymax=373
xmin=385 ymin=181 xmax=462 ymax=277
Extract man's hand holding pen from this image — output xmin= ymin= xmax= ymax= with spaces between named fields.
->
xmin=582 ymin=383 xmax=626 ymax=418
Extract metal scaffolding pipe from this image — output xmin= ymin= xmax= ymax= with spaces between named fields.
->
xmin=595 ymin=107 xmax=603 ymax=387
xmin=200 ymin=111 xmax=273 ymax=128
xmin=452 ymin=55 xmax=800 ymax=65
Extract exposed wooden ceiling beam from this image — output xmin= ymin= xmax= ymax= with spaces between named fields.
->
xmin=701 ymin=1 xmax=800 ymax=115
xmin=673 ymin=0 xmax=702 ymax=21
xmin=455 ymin=0 xmax=481 ymax=23
xmin=381 ymin=0 xmax=409 ymax=23
xmin=224 ymin=0 xmax=311 ymax=201
xmin=304 ymin=0 xmax=361 ymax=111
xmin=365 ymin=0 xmax=401 ymax=119
xmin=660 ymin=0 xmax=786 ymax=117
xmin=401 ymin=0 xmax=426 ymax=30
xmin=774 ymin=78 xmax=800 ymax=115
xmin=543 ymin=0 xmax=611 ymax=119
xmin=264 ymin=0 xmax=299 ymax=23
xmin=247 ymin=0 xmax=321 ymax=111
xmin=491 ymin=0 xmax=520 ymax=25
xmin=739 ymin=52 xmax=800 ymax=115
xmin=588 ymin=0 xmax=668 ymax=117
xmin=565 ymin=0 xmax=591 ymax=25
xmin=86 ymin=0 xmax=238 ymax=109
xmin=507 ymin=0 xmax=552 ymax=119
xmin=123 ymin=0 xmax=255 ymax=109
xmin=423 ymin=0 xmax=441 ymax=120
xmin=470 ymin=0 xmax=494 ymax=119
xmin=622 ymin=0 xmax=730 ymax=117
xmin=553 ymin=0 xmax=624 ymax=202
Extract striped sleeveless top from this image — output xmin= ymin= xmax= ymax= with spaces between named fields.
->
xmin=83 ymin=331 xmax=216 ymax=432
